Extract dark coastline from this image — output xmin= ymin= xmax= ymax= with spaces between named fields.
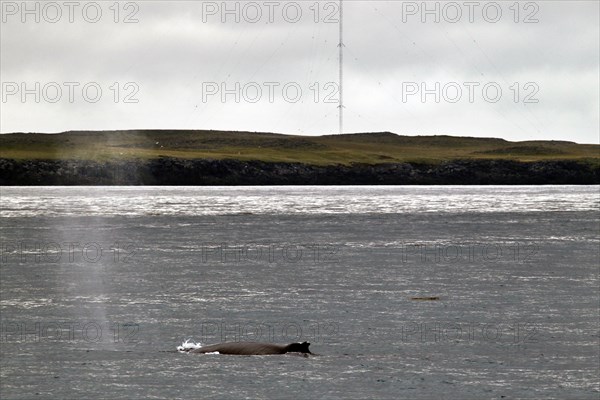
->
xmin=1 ymin=158 xmax=597 ymax=185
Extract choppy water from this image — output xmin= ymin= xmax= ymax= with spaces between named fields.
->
xmin=1 ymin=186 xmax=598 ymax=217
xmin=1 ymin=186 xmax=599 ymax=399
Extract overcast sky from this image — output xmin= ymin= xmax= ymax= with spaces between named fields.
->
xmin=1 ymin=0 xmax=598 ymax=143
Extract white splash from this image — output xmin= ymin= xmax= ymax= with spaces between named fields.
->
xmin=177 ymin=339 xmax=202 ymax=352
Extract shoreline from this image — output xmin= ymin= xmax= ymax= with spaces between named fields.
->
xmin=1 ymin=157 xmax=597 ymax=185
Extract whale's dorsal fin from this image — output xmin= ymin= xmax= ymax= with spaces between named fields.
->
xmin=286 ymin=341 xmax=312 ymax=354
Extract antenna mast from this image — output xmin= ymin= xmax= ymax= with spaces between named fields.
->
xmin=338 ymin=0 xmax=344 ymax=135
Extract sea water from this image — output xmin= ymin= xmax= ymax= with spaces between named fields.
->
xmin=1 ymin=186 xmax=598 ymax=399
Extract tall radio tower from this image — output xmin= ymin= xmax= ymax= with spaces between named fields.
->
xmin=338 ymin=0 xmax=344 ymax=135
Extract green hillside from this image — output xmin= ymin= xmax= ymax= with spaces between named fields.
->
xmin=1 ymin=130 xmax=598 ymax=165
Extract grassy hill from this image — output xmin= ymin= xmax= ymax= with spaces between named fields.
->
xmin=1 ymin=130 xmax=598 ymax=165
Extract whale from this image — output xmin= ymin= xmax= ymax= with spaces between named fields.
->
xmin=185 ymin=341 xmax=312 ymax=355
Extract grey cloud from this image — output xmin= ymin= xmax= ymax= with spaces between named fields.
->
xmin=1 ymin=0 xmax=598 ymax=143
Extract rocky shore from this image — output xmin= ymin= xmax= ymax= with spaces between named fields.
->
xmin=0 ymin=158 xmax=597 ymax=185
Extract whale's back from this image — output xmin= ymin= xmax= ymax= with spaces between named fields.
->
xmin=190 ymin=341 xmax=311 ymax=355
